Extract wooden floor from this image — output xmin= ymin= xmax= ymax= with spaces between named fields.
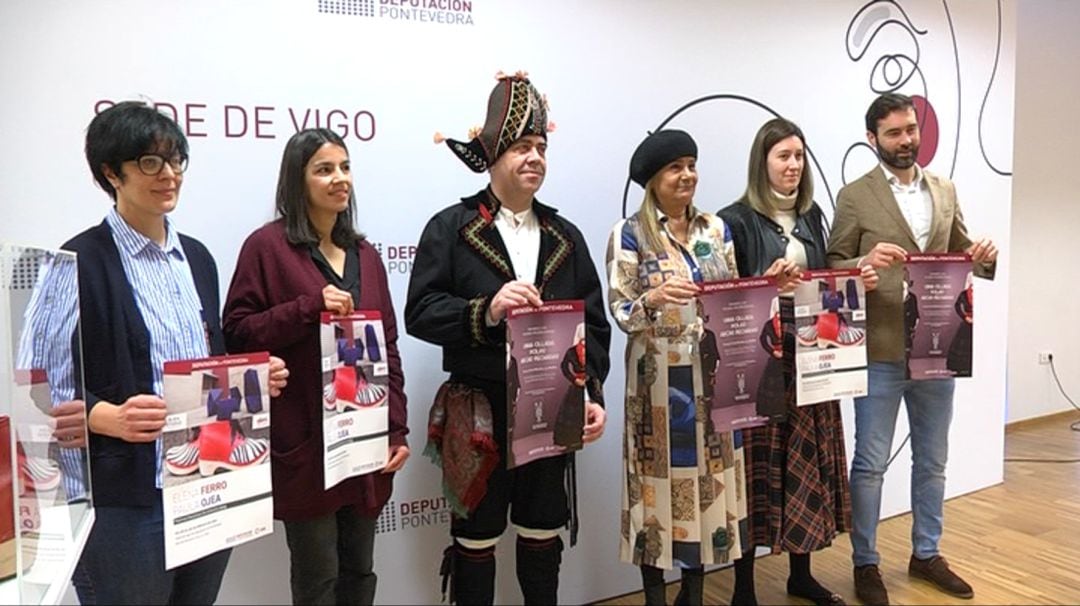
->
xmin=596 ymin=412 xmax=1080 ymax=605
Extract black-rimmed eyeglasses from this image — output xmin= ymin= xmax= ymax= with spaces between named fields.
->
xmin=129 ymin=153 xmax=189 ymax=176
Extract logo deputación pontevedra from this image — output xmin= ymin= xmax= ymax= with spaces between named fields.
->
xmin=317 ymin=0 xmax=475 ymax=25
xmin=376 ymin=497 xmax=453 ymax=533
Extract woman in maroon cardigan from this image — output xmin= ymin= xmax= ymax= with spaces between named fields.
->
xmin=223 ymin=128 xmax=408 ymax=606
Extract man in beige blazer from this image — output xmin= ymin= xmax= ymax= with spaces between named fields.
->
xmin=827 ymin=93 xmax=997 ymax=606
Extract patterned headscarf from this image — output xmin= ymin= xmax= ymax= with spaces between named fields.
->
xmin=435 ymin=71 xmax=552 ymax=173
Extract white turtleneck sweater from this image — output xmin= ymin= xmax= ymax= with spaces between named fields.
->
xmin=769 ymin=188 xmax=808 ymax=269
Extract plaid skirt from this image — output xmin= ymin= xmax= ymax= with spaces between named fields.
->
xmin=742 ymin=382 xmax=852 ymax=553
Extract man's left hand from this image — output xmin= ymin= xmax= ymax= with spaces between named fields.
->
xmin=968 ymin=238 xmax=998 ymax=264
xmin=860 ymin=264 xmax=880 ymax=292
xmin=583 ymin=402 xmax=606 ymax=444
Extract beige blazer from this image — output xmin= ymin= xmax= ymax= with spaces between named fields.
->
xmin=826 ymin=167 xmax=995 ymax=362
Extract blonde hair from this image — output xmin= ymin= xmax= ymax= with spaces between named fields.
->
xmin=744 ymin=117 xmax=814 ymax=216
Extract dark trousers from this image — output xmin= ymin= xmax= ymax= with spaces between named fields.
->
xmin=446 ymin=377 xmax=568 ymax=605
xmin=450 ymin=377 xmax=568 ymax=540
xmin=283 ymin=507 xmax=377 ymax=606
xmin=73 ymin=499 xmax=230 ymax=605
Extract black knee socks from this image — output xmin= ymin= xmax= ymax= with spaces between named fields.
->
xmin=443 ymin=543 xmax=496 ymax=605
xmin=516 ymin=536 xmax=563 ymax=606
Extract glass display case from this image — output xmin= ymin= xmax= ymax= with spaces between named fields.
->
xmin=0 ymin=244 xmax=94 ymax=605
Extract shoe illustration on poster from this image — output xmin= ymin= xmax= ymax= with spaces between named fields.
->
xmin=796 ymin=279 xmax=866 ymax=349
xmin=319 ymin=311 xmax=390 ymax=489
xmin=321 ymin=311 xmax=390 ymax=414
xmin=793 ymin=269 xmax=869 ymax=405
xmin=161 ymin=355 xmax=272 ymax=484
xmin=160 ymin=351 xmax=274 ymax=571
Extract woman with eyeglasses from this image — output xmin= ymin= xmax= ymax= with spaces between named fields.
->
xmin=222 ymin=128 xmax=408 ymax=605
xmin=62 ymin=101 xmax=288 ymax=604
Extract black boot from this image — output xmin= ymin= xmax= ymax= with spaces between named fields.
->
xmin=640 ymin=565 xmax=667 ymax=606
xmin=516 ymin=535 xmax=562 ymax=606
xmin=440 ymin=543 xmax=496 ymax=605
xmin=673 ymin=566 xmax=704 ymax=606
xmin=788 ymin=552 xmax=845 ymax=606
xmin=731 ymin=550 xmax=758 ymax=606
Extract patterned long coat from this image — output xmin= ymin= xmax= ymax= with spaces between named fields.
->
xmin=606 ymin=209 xmax=749 ymax=570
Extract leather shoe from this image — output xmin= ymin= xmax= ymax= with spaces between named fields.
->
xmin=908 ymin=555 xmax=974 ymax=599
xmin=853 ymin=564 xmax=889 ymax=605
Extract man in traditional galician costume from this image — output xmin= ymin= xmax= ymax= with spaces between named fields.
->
xmin=405 ymin=71 xmax=611 ymax=605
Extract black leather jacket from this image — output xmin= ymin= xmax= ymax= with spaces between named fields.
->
xmin=717 ymin=197 xmax=830 ymax=276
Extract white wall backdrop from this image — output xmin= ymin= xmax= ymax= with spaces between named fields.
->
xmin=1007 ymin=0 xmax=1080 ymax=423
xmin=0 ymin=1 xmax=1014 ymax=604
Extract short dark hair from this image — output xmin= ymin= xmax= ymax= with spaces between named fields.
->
xmin=85 ymin=101 xmax=189 ymax=200
xmin=275 ymin=128 xmax=363 ymax=248
xmin=865 ymin=93 xmax=917 ymax=135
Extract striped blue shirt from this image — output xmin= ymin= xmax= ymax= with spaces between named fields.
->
xmin=105 ymin=208 xmax=209 ymax=487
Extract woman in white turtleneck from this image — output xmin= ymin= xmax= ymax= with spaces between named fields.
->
xmin=718 ymin=118 xmax=877 ymax=606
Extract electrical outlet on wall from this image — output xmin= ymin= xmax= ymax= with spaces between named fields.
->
xmin=1038 ymin=351 xmax=1053 ymax=365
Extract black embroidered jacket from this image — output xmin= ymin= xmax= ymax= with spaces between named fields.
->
xmin=405 ymin=188 xmax=611 ymax=405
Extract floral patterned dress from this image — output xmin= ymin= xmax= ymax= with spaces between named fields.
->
xmin=606 ymin=209 xmax=749 ymax=570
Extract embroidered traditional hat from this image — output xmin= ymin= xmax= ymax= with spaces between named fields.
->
xmin=435 ymin=70 xmax=552 ymax=173
xmin=629 ymin=129 xmax=698 ymax=187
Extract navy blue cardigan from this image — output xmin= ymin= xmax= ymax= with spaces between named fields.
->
xmin=64 ymin=220 xmax=225 ymax=507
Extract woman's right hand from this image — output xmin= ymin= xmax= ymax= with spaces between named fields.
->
xmin=89 ymin=395 xmax=167 ymax=443
xmin=765 ymin=258 xmax=803 ymax=292
xmin=323 ymin=284 xmax=354 ymax=315
xmin=645 ymin=276 xmax=700 ymax=308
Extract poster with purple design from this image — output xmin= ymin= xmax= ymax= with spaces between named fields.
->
xmin=794 ymin=269 xmax=868 ymax=405
xmin=905 ymin=254 xmax=974 ymax=380
xmin=505 ymin=300 xmax=585 ymax=469
xmin=698 ymin=277 xmax=775 ymax=432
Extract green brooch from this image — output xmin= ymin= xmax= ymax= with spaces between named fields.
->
xmin=693 ymin=240 xmax=713 ymax=258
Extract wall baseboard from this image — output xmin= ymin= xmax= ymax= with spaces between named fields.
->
xmin=1006 ymin=409 xmax=1078 ymax=432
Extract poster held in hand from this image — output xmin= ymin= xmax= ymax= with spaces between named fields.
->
xmin=320 ymin=311 xmax=391 ymax=488
xmin=505 ymin=300 xmax=586 ymax=469
xmin=161 ymin=352 xmax=273 ymax=570
xmin=904 ymin=253 xmax=974 ymax=380
xmin=793 ymin=269 xmax=868 ymax=405
xmin=697 ymin=277 xmax=776 ymax=431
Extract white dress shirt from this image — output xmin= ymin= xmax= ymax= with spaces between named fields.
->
xmin=881 ymin=164 xmax=933 ymax=251
xmin=494 ymin=204 xmax=540 ymax=283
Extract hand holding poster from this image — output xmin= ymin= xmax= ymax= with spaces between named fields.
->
xmin=904 ymin=253 xmax=974 ymax=379
xmin=697 ymin=277 xmax=776 ymax=431
xmin=160 ymin=352 xmax=273 ymax=570
xmin=320 ymin=311 xmax=391 ymax=488
xmin=793 ymin=269 xmax=868 ymax=405
xmin=505 ymin=300 xmax=586 ymax=469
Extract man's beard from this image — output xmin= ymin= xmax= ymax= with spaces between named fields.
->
xmin=878 ymin=143 xmax=919 ymax=170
